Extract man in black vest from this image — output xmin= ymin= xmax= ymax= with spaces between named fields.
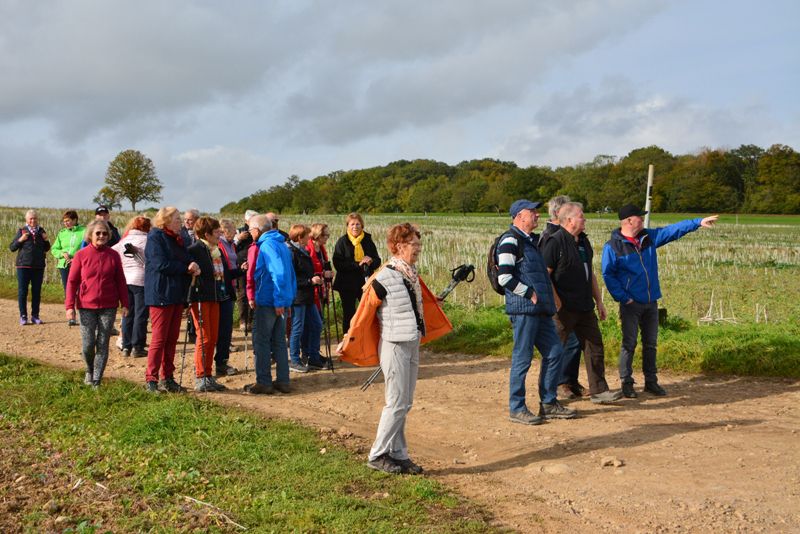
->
xmin=542 ymin=202 xmax=623 ymax=404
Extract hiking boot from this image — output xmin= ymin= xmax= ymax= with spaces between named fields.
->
xmin=557 ymin=384 xmax=577 ymax=400
xmin=215 ymin=362 xmax=239 ymax=377
xmin=19 ymin=316 xmax=28 ymax=326
xmin=307 ymin=358 xmax=329 ymax=370
xmin=644 ymin=381 xmax=667 ymax=396
xmin=195 ymin=377 xmax=214 ymax=392
xmin=570 ymin=382 xmax=588 ymax=397
xmin=394 ymin=457 xmax=424 ymax=475
xmin=121 ymin=348 xmax=131 ymax=357
xmin=289 ymin=361 xmax=309 ymax=373
xmin=622 ymin=383 xmax=638 ymax=398
xmin=92 ymin=381 xmax=100 ymax=390
xmin=273 ymin=382 xmax=291 ymax=394
xmin=509 ymin=408 xmax=544 ymax=425
xmin=244 ymin=383 xmax=274 ymax=395
xmin=145 ymin=381 xmax=161 ymax=394
xmin=68 ymin=318 xmax=78 ymax=327
xmin=539 ymin=401 xmax=578 ymax=420
xmin=30 ymin=316 xmax=43 ymax=325
xmin=159 ymin=378 xmax=185 ymax=393
xmin=84 ymin=372 xmax=93 ymax=385
xmin=367 ymin=454 xmax=402 ymax=474
xmin=591 ymin=389 xmax=624 ymax=404
xmin=132 ymin=347 xmax=148 ymax=358
xmin=207 ymin=376 xmax=227 ymax=391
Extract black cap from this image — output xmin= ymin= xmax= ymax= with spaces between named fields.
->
xmin=618 ymin=204 xmax=647 ymax=220
xmin=95 ymin=205 xmax=110 ymax=214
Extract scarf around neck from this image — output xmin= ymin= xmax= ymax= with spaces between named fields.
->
xmin=348 ymin=231 xmax=365 ymax=262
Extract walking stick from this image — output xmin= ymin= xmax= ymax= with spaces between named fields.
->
xmin=179 ymin=276 xmax=198 ymax=390
xmin=360 ymin=264 xmax=475 ymax=392
xmin=243 ymin=310 xmax=250 ymax=374
xmin=196 ymin=285 xmax=208 ymax=394
xmin=328 ymin=280 xmax=340 ymax=343
xmin=320 ymin=286 xmax=335 ymax=373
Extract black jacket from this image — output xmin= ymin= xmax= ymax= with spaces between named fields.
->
xmin=290 ymin=243 xmax=317 ymax=306
xmin=187 ymin=241 xmax=236 ymax=303
xmin=332 ymin=232 xmax=381 ymax=293
xmin=9 ymin=227 xmax=51 ymax=269
xmin=541 ymin=226 xmax=595 ymax=312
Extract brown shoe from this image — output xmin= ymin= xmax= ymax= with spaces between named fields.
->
xmin=557 ymin=384 xmax=577 ymax=400
xmin=570 ymin=383 xmax=588 ymax=397
xmin=244 ymin=383 xmax=274 ymax=395
xmin=273 ymin=382 xmax=291 ymax=394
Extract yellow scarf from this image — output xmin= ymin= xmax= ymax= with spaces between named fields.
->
xmin=348 ymin=231 xmax=365 ymax=262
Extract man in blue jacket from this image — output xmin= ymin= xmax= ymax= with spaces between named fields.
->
xmin=601 ymin=205 xmax=718 ymax=398
xmin=499 ymin=199 xmax=577 ymax=425
xmin=245 ymin=214 xmax=297 ymax=395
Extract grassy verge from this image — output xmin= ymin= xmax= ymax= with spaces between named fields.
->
xmin=0 ymin=275 xmax=64 ymax=305
xmin=429 ymin=303 xmax=800 ymax=378
xmin=0 ymin=354 xmax=496 ymax=533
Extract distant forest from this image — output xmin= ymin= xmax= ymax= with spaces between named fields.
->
xmin=221 ymin=144 xmax=800 ymax=215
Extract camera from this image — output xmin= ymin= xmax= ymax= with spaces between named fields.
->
xmin=123 ymin=243 xmax=138 ymax=257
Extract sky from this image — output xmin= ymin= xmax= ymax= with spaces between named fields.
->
xmin=1 ymin=0 xmax=797 ymax=212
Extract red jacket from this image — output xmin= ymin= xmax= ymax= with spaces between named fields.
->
xmin=340 ymin=275 xmax=452 ymax=367
xmin=65 ymin=244 xmax=129 ymax=310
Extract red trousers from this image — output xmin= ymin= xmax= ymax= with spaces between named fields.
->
xmin=146 ymin=304 xmax=184 ymax=382
xmin=191 ymin=301 xmax=220 ymax=378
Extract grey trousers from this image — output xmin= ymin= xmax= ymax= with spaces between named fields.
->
xmin=368 ymin=336 xmax=420 ymax=462
xmin=79 ymin=308 xmax=117 ymax=384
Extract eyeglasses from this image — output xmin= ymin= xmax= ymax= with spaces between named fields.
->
xmin=94 ymin=231 xmax=109 ymax=236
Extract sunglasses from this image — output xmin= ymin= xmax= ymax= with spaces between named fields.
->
xmin=94 ymin=231 xmax=109 ymax=236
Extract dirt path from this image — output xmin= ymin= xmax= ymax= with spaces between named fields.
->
xmin=3 ymin=300 xmax=799 ymax=533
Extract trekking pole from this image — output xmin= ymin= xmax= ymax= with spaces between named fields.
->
xmin=360 ymin=264 xmax=475 ymax=392
xmin=243 ymin=309 xmax=250 ymax=374
xmin=179 ymin=276 xmax=197 ymax=390
xmin=329 ymin=280 xmax=340 ymax=343
xmin=196 ymin=287 xmax=208 ymax=394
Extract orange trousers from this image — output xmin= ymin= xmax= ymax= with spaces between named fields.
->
xmin=190 ymin=301 xmax=220 ymax=378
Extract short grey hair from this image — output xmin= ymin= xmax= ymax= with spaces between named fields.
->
xmin=184 ymin=208 xmax=200 ymax=218
xmin=25 ymin=209 xmax=38 ymax=219
xmin=558 ymin=202 xmax=584 ymax=224
xmin=547 ymin=195 xmax=571 ymax=221
xmin=249 ymin=214 xmax=272 ymax=232
xmin=84 ymin=220 xmax=110 ymax=242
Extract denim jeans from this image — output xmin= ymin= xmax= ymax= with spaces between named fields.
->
xmin=557 ymin=332 xmax=582 ymax=386
xmin=215 ymin=298 xmax=235 ymax=367
xmin=59 ymin=266 xmax=70 ymax=291
xmin=17 ymin=267 xmax=44 ymax=318
xmin=253 ymin=306 xmax=290 ymax=386
xmin=509 ymin=314 xmax=563 ymax=412
xmin=619 ymin=301 xmax=659 ymax=384
xmin=121 ymin=284 xmax=149 ymax=350
xmin=290 ymin=304 xmax=323 ymax=365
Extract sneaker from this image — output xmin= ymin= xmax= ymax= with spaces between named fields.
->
xmin=557 ymin=384 xmax=577 ymax=400
xmin=289 ymin=361 xmax=309 ymax=373
xmin=84 ymin=372 xmax=93 ymax=385
xmin=229 ymin=344 xmax=239 ymax=353
xmin=207 ymin=376 xmax=227 ymax=391
xmin=159 ymin=377 xmax=185 ymax=393
xmin=509 ymin=408 xmax=544 ymax=426
xmin=145 ymin=381 xmax=161 ymax=394
xmin=570 ymin=382 xmax=588 ymax=397
xmin=273 ymin=382 xmax=291 ymax=394
xmin=19 ymin=316 xmax=28 ymax=326
xmin=539 ymin=401 xmax=578 ymax=420
xmin=121 ymin=348 xmax=131 ymax=357
xmin=68 ymin=318 xmax=78 ymax=327
xmin=215 ymin=363 xmax=239 ymax=377
xmin=644 ymin=381 xmax=667 ymax=396
xmin=590 ymin=389 xmax=624 ymax=404
xmin=367 ymin=454 xmax=402 ymax=474
xmin=132 ymin=348 xmax=148 ymax=358
xmin=307 ymin=358 xmax=328 ymax=370
xmin=91 ymin=381 xmax=100 ymax=390
xmin=195 ymin=377 xmax=214 ymax=392
xmin=30 ymin=316 xmax=43 ymax=325
xmin=394 ymin=457 xmax=424 ymax=475
xmin=622 ymin=383 xmax=638 ymax=398
xmin=244 ymin=383 xmax=274 ymax=395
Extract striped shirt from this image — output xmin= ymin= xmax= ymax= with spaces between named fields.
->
xmin=497 ymin=230 xmax=536 ymax=300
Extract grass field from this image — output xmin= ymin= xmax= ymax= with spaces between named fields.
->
xmin=3 ymin=207 xmax=799 ymax=377
xmin=0 ymin=353 xmax=496 ymax=533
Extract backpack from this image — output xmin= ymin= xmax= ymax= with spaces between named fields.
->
xmin=487 ymin=231 xmax=521 ymax=295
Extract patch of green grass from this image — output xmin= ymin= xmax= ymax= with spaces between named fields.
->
xmin=0 ymin=275 xmax=64 ymax=304
xmin=429 ymin=304 xmax=800 ymax=378
xmin=0 ymin=354 xmax=496 ymax=533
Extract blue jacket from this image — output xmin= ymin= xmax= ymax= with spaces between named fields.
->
xmin=253 ymin=230 xmax=297 ymax=308
xmin=501 ymin=225 xmax=556 ymax=316
xmin=144 ymin=228 xmax=192 ymax=306
xmin=601 ymin=218 xmax=702 ymax=304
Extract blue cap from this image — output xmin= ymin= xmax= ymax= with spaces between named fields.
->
xmin=509 ymin=199 xmax=542 ymax=218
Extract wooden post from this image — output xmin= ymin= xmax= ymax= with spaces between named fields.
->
xmin=644 ymin=164 xmax=654 ymax=229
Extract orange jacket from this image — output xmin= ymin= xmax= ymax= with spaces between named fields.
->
xmin=340 ymin=275 xmax=452 ymax=367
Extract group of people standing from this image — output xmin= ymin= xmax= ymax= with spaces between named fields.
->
xmin=499 ymin=196 xmax=717 ymax=426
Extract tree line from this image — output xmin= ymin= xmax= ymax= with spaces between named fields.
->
xmin=223 ymin=143 xmax=798 ymax=215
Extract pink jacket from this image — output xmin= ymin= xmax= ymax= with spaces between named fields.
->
xmin=66 ymin=244 xmax=129 ymax=310
xmin=245 ymin=241 xmax=259 ymax=303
